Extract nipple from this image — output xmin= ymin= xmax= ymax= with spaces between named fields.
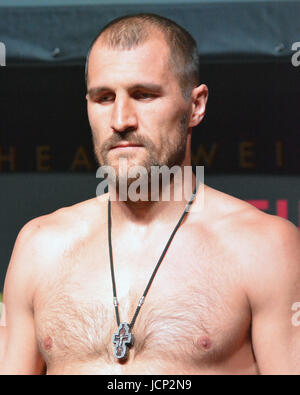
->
xmin=197 ymin=335 xmax=212 ymax=350
xmin=43 ymin=336 xmax=53 ymax=351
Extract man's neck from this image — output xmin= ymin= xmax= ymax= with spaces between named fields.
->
xmin=108 ymin=173 xmax=197 ymax=227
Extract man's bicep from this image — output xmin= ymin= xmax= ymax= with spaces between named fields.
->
xmin=2 ymin=306 xmax=44 ymax=374
xmin=0 ymin=220 xmax=45 ymax=374
xmin=251 ymin=297 xmax=300 ymax=374
xmin=249 ymin=218 xmax=300 ymax=374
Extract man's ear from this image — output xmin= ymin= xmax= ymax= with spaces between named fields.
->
xmin=86 ymin=93 xmax=89 ymax=101
xmin=188 ymin=84 xmax=208 ymax=128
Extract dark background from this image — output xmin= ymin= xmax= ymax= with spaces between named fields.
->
xmin=0 ymin=0 xmax=300 ymax=290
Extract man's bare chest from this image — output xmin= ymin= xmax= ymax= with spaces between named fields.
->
xmin=34 ymin=235 xmax=251 ymax=369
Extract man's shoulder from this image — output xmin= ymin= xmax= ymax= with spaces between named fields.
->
xmin=223 ymin=190 xmax=298 ymax=252
xmin=4 ymin=195 xmax=110 ymax=306
xmin=201 ymin=184 xmax=300 ymax=268
xmin=15 ymin=194 xmax=109 ymax=260
xmin=203 ymin=184 xmax=297 ymax=236
xmin=201 ymin=185 xmax=300 ymax=304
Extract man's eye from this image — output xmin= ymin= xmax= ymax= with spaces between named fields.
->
xmin=134 ymin=92 xmax=154 ymax=100
xmin=97 ymin=95 xmax=114 ymax=103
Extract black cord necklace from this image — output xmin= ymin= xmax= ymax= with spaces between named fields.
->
xmin=108 ymin=183 xmax=198 ymax=361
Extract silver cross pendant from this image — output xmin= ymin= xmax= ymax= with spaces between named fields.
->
xmin=112 ymin=322 xmax=134 ymax=361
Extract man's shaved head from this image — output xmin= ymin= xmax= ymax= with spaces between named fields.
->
xmin=85 ymin=13 xmax=200 ymax=99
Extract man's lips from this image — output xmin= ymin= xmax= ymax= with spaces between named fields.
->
xmin=110 ymin=143 xmax=144 ymax=150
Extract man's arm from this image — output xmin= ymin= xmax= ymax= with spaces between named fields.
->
xmin=247 ymin=217 xmax=300 ymax=374
xmin=0 ymin=294 xmax=5 ymax=360
xmin=0 ymin=220 xmax=45 ymax=374
xmin=0 ymin=328 xmax=5 ymax=362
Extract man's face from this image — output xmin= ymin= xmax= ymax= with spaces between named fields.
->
xmin=86 ymin=34 xmax=192 ymax=181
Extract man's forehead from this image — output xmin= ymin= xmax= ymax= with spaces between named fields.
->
xmin=90 ymin=32 xmax=170 ymax=65
xmin=88 ymin=37 xmax=172 ymax=85
xmin=95 ymin=27 xmax=167 ymax=50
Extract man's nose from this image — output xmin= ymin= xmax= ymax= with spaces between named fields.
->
xmin=110 ymin=96 xmax=138 ymax=133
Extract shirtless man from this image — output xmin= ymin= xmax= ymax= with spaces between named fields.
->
xmin=1 ymin=13 xmax=300 ymax=375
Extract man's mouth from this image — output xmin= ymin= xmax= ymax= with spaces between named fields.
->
xmin=110 ymin=142 xmax=144 ymax=150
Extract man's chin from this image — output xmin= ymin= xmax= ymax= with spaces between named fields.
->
xmin=104 ymin=155 xmax=156 ymax=173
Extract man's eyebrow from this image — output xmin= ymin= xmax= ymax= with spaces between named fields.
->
xmin=87 ymin=83 xmax=163 ymax=97
xmin=87 ymin=86 xmax=111 ymax=97
xmin=129 ymin=83 xmax=163 ymax=93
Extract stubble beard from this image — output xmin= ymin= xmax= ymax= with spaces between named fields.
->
xmin=92 ymin=111 xmax=189 ymax=195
